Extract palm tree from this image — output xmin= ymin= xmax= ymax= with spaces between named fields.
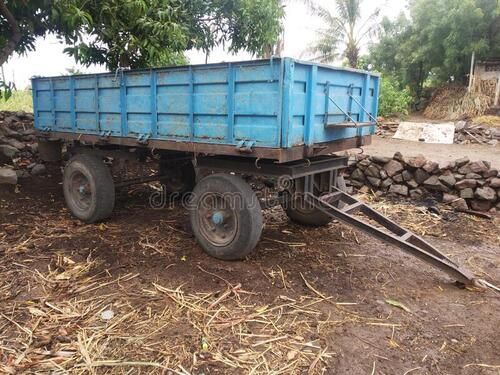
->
xmin=308 ymin=0 xmax=380 ymax=68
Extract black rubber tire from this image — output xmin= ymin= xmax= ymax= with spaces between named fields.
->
xmin=159 ymin=160 xmax=196 ymax=194
xmin=190 ymin=173 xmax=263 ymax=260
xmin=63 ymin=154 xmax=115 ymax=223
xmin=283 ymin=174 xmax=347 ymax=227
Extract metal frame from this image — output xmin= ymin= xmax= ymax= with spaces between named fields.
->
xmin=37 ymin=130 xmax=371 ymax=163
xmin=304 ymin=188 xmax=475 ymax=285
xmin=196 ymin=155 xmax=348 ymax=178
xmin=324 ymin=82 xmax=378 ymax=129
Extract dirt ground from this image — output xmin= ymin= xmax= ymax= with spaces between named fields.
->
xmin=361 ymin=137 xmax=500 ymax=169
xmin=1 ymin=165 xmax=499 ymax=374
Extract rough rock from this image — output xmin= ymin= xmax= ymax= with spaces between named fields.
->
xmin=379 ymin=170 xmax=388 ymax=179
xmin=364 ymin=164 xmax=381 ymax=178
xmin=351 ymin=168 xmax=365 ymax=182
xmin=489 ymin=178 xmax=500 ymax=188
xmin=0 ymin=167 xmax=18 ymax=185
xmin=5 ymin=138 xmax=25 ymax=150
xmin=475 ymin=187 xmax=496 ymax=201
xmin=402 ymin=170 xmax=413 ymax=181
xmin=455 ymin=121 xmax=466 ymax=132
xmin=414 ymin=169 xmax=430 ymax=184
xmin=389 ymin=184 xmax=408 ymax=196
xmin=393 ymin=173 xmax=404 ymax=183
xmin=468 ymin=161 xmax=489 ymax=174
xmin=460 ymin=188 xmax=474 ymax=199
xmin=393 ymin=151 xmax=404 ymax=162
xmin=422 ymin=161 xmax=439 ymax=174
xmin=423 ymin=175 xmax=448 ymax=192
xmin=409 ymin=189 xmax=424 ymax=200
xmin=438 ymin=161 xmax=456 ymax=171
xmin=438 ymin=173 xmax=456 ymax=188
xmin=366 ymin=176 xmax=381 ymax=187
xmin=406 ymin=155 xmax=426 ymax=169
xmin=454 ymin=156 xmax=470 ymax=167
xmin=380 ymin=178 xmax=393 ymax=189
xmin=358 ymin=159 xmax=371 ymax=169
xmin=483 ymin=169 xmax=498 ymax=178
xmin=370 ymin=155 xmax=391 ymax=165
xmin=383 ymin=160 xmax=404 ymax=177
xmin=470 ymin=200 xmax=491 ymax=211
xmin=0 ymin=144 xmax=19 ymax=159
xmin=451 ymin=198 xmax=469 ymax=211
xmin=465 ymin=173 xmax=482 ymax=179
xmin=407 ymin=179 xmax=419 ymax=189
xmin=455 ymin=179 xmax=477 ymax=189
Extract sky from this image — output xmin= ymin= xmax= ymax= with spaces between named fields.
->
xmin=3 ymin=0 xmax=408 ymax=89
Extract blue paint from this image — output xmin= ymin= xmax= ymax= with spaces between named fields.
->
xmin=151 ymin=70 xmax=158 ymax=138
xmin=31 ymin=58 xmax=380 ymax=149
xmin=227 ymin=63 xmax=235 ymax=143
xmin=212 ymin=211 xmax=224 ymax=225
xmin=120 ymin=73 xmax=128 ymax=136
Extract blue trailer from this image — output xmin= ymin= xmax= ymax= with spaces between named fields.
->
xmin=32 ymin=58 xmax=479 ymax=287
xmin=32 ymin=58 xmax=378 ymax=161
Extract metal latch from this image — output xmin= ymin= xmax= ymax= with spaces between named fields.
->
xmin=136 ymin=133 xmax=151 ymax=145
xmin=235 ymin=140 xmax=255 ymax=153
xmin=99 ymin=130 xmax=112 ymax=139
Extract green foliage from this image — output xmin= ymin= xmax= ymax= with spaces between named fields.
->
xmin=0 ymin=90 xmax=33 ymax=112
xmin=369 ymin=0 xmax=500 ymax=100
xmin=378 ymin=76 xmax=412 ymax=118
xmin=308 ymin=0 xmax=379 ymax=68
xmin=58 ymin=0 xmax=283 ymax=69
xmin=1 ymin=0 xmax=283 ymax=71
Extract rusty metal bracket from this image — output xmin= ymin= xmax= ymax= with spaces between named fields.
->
xmin=235 ymin=140 xmax=255 ymax=153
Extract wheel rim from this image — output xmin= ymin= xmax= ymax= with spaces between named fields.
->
xmin=68 ymin=171 xmax=92 ymax=211
xmin=197 ymin=193 xmax=238 ymax=247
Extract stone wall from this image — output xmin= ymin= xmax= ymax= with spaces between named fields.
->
xmin=0 ymin=111 xmax=43 ymax=185
xmin=345 ymin=152 xmax=500 ymax=213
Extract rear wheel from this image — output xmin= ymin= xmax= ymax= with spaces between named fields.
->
xmin=63 ymin=154 xmax=115 ymax=223
xmin=282 ymin=174 xmax=346 ymax=227
xmin=190 ymin=173 xmax=263 ymax=260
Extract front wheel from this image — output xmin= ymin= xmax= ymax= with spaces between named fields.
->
xmin=63 ymin=154 xmax=115 ymax=223
xmin=189 ymin=173 xmax=263 ymax=260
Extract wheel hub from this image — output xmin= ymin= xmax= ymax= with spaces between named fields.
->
xmin=211 ymin=211 xmax=224 ymax=225
xmin=69 ymin=172 xmax=92 ymax=210
xmin=198 ymin=194 xmax=238 ymax=247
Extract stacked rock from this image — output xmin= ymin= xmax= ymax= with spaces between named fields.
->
xmin=0 ymin=111 xmax=45 ymax=185
xmin=346 ymin=152 xmax=499 ymax=213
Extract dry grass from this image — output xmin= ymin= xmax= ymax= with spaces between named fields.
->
xmin=424 ymin=86 xmax=492 ymax=120
xmin=472 ymin=115 xmax=500 ymax=128
xmin=1 ymin=186 xmax=499 ymax=374
xmin=1 ymin=213 xmax=391 ymax=374
xmin=0 ymin=248 xmax=377 ymax=374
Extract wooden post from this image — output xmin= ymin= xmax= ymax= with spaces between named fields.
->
xmin=494 ymin=77 xmax=500 ymax=107
xmin=468 ymin=52 xmax=475 ymax=93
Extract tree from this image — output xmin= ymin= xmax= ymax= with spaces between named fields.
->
xmin=0 ymin=0 xmax=283 ymax=71
xmin=369 ymin=0 xmax=500 ymax=100
xmin=307 ymin=0 xmax=380 ymax=67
